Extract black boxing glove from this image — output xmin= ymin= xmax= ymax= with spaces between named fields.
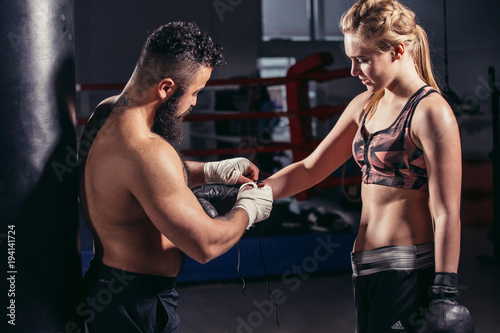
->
xmin=422 ymin=272 xmax=474 ymax=333
xmin=192 ymin=185 xmax=239 ymax=218
xmin=196 ymin=197 xmax=219 ymax=218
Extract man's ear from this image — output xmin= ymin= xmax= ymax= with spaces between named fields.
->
xmin=158 ymin=78 xmax=177 ymax=99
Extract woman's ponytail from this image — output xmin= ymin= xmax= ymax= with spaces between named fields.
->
xmin=413 ymin=24 xmax=440 ymax=93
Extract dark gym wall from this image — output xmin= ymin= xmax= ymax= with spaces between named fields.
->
xmin=74 ymin=0 xmax=500 ymax=95
xmin=74 ymin=0 xmax=261 ymax=84
xmin=407 ymin=0 xmax=500 ymax=160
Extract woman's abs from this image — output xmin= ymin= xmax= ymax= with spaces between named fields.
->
xmin=353 ymin=184 xmax=434 ymax=252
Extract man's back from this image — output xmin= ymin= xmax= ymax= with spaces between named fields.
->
xmin=79 ymin=98 xmax=183 ymax=277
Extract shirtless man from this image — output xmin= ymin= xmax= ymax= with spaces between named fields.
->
xmin=78 ymin=22 xmax=273 ymax=332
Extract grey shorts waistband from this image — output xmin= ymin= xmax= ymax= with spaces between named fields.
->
xmin=351 ymin=242 xmax=434 ymax=276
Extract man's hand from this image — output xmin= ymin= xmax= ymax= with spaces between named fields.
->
xmin=204 ymin=157 xmax=259 ymax=185
xmin=234 ymin=182 xmax=273 ymax=230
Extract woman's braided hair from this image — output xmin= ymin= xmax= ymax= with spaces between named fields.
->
xmin=340 ymin=0 xmax=439 ymax=118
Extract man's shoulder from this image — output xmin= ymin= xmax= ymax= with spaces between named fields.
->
xmin=96 ymin=95 xmax=119 ymax=110
xmin=125 ymin=134 xmax=182 ymax=171
xmin=122 ymin=135 xmax=187 ymax=197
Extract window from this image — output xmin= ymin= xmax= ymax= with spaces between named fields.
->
xmin=257 ymin=57 xmax=296 ymax=111
xmin=262 ymin=0 xmax=310 ymax=41
xmin=321 ymin=0 xmax=352 ymax=41
xmin=261 ymin=0 xmax=352 ymax=41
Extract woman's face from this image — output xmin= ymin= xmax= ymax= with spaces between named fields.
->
xmin=344 ymin=33 xmax=399 ymax=93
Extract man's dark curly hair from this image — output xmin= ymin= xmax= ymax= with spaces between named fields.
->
xmin=133 ymin=21 xmax=225 ymax=90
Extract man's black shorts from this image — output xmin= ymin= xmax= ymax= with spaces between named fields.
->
xmin=82 ymin=259 xmax=180 ymax=333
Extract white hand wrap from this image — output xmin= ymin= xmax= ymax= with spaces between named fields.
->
xmin=204 ymin=157 xmax=252 ymax=185
xmin=234 ymin=182 xmax=273 ymax=230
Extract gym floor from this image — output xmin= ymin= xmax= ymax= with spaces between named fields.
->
xmin=175 ymin=225 xmax=500 ymax=333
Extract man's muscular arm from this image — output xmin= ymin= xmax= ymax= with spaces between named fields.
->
xmin=127 ymin=140 xmax=271 ymax=263
xmin=184 ymin=161 xmax=205 ymax=187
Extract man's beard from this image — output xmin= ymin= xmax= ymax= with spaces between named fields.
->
xmin=152 ymin=87 xmax=188 ymax=147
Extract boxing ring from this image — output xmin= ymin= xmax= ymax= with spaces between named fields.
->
xmin=77 ymin=53 xmax=360 ymax=197
xmin=77 ymin=52 xmax=360 ymax=282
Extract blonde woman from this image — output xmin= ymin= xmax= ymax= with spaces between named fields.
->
xmin=263 ymin=1 xmax=473 ymax=331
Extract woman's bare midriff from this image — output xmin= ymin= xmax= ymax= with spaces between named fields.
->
xmin=353 ymin=183 xmax=434 ymax=253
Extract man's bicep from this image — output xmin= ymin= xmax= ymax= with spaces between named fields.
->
xmin=129 ymin=148 xmax=210 ymax=243
xmin=141 ymin=183 xmax=208 ymax=240
xmin=184 ymin=160 xmax=206 ymax=188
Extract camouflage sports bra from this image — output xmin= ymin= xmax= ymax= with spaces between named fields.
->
xmin=352 ymin=85 xmax=438 ymax=191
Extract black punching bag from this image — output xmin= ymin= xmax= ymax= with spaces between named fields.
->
xmin=0 ymin=1 xmax=84 ymax=332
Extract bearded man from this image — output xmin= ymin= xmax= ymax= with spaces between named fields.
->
xmin=78 ymin=22 xmax=273 ymax=333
